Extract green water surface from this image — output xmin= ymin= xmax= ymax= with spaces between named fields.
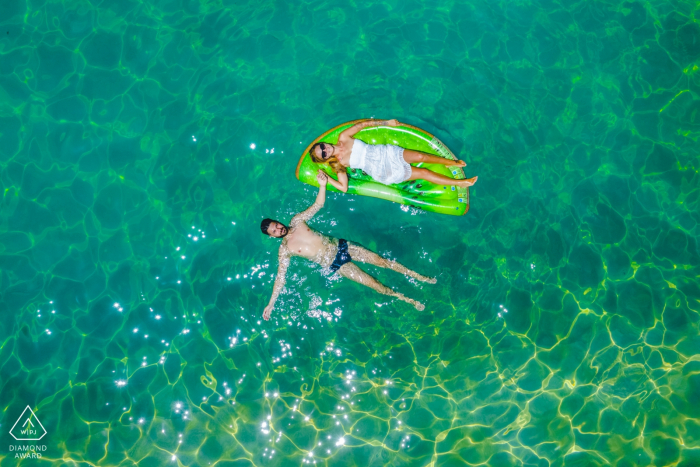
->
xmin=1 ymin=0 xmax=700 ymax=466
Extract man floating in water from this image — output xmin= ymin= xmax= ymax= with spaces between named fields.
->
xmin=261 ymin=172 xmax=435 ymax=320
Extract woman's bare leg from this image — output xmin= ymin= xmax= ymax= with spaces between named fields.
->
xmin=337 ymin=263 xmax=425 ymax=311
xmin=409 ymin=167 xmax=478 ymax=187
xmin=403 ymin=149 xmax=466 ymax=168
xmin=347 ymin=243 xmax=436 ymax=284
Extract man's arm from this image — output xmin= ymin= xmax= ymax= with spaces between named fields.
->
xmin=290 ymin=172 xmax=328 ymax=227
xmin=339 ymin=118 xmax=399 ymax=140
xmin=263 ymin=245 xmax=291 ymax=320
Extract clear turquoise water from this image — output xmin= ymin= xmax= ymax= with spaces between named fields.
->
xmin=1 ymin=0 xmax=700 ymax=466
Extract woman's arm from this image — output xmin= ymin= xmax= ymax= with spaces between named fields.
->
xmin=324 ymin=170 xmax=349 ymax=193
xmin=339 ymin=119 xmax=399 ymax=139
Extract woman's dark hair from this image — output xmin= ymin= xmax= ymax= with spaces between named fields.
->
xmin=260 ymin=218 xmax=275 ymax=236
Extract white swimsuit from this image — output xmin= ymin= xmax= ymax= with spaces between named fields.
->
xmin=348 ymin=139 xmax=412 ymax=185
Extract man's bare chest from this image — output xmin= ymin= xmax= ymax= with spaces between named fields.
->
xmin=285 ymin=225 xmax=322 ymax=255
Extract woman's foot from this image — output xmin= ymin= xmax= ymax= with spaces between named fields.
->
xmin=453 ymin=160 xmax=466 ymax=167
xmin=458 ymin=176 xmax=478 ymax=187
xmin=415 ymin=302 xmax=425 ymax=311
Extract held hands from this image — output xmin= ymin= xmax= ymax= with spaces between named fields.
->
xmin=316 ymin=171 xmax=329 ymax=187
xmin=263 ymin=304 xmax=273 ymax=321
xmin=386 ymin=119 xmax=399 ymax=127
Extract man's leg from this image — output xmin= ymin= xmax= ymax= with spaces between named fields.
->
xmin=347 ymin=243 xmax=437 ymax=284
xmin=337 ymin=263 xmax=425 ymax=311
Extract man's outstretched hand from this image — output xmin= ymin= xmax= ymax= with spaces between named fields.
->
xmin=386 ymin=119 xmax=399 ymax=127
xmin=263 ymin=304 xmax=273 ymax=321
xmin=317 ymin=171 xmax=328 ymax=187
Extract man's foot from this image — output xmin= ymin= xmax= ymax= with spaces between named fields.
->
xmin=458 ymin=176 xmax=478 ymax=187
xmin=399 ymin=294 xmax=425 ymax=311
xmin=407 ymin=272 xmax=437 ymax=284
xmin=413 ymin=274 xmax=436 ymax=284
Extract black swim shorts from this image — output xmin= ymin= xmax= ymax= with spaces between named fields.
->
xmin=330 ymin=239 xmax=352 ymax=272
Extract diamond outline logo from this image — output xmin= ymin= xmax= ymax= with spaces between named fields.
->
xmin=9 ymin=406 xmax=47 ymax=441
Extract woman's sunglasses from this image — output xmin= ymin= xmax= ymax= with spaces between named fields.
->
xmin=320 ymin=143 xmax=330 ymax=159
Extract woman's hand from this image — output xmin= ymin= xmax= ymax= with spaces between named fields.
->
xmin=263 ymin=304 xmax=273 ymax=321
xmin=386 ymin=119 xmax=399 ymax=127
xmin=317 ymin=171 xmax=329 ymax=187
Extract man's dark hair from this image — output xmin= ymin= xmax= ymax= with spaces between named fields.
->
xmin=260 ymin=218 xmax=275 ymax=236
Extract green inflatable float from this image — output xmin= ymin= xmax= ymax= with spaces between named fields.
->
xmin=296 ymin=119 xmax=470 ymax=216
